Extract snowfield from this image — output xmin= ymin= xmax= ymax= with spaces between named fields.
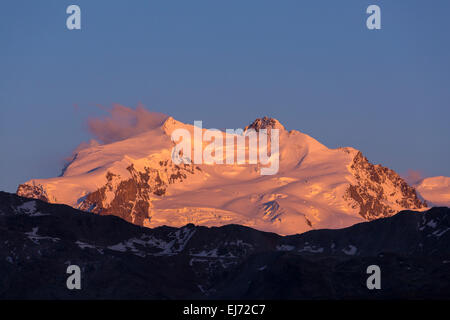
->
xmin=415 ymin=176 xmax=450 ymax=207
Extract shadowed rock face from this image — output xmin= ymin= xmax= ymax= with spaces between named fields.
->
xmin=345 ymin=151 xmax=427 ymax=220
xmin=1 ymin=191 xmax=449 ymax=299
xmin=77 ymin=162 xmax=200 ymax=225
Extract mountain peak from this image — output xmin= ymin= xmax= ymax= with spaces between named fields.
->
xmin=245 ymin=116 xmax=285 ymax=132
xmin=162 ymin=116 xmax=185 ymax=134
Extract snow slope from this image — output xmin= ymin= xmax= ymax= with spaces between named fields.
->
xmin=415 ymin=176 xmax=450 ymax=207
xmin=17 ymin=116 xmax=428 ymax=235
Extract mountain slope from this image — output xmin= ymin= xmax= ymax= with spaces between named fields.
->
xmin=415 ymin=176 xmax=450 ymax=207
xmin=1 ymin=192 xmax=449 ymax=299
xmin=17 ymin=116 xmax=427 ymax=235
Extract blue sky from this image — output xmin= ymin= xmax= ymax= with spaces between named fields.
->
xmin=1 ymin=0 xmax=449 ymax=192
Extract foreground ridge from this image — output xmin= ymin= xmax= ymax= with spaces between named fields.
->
xmin=1 ymin=191 xmax=449 ymax=299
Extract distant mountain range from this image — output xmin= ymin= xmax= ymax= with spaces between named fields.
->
xmin=17 ymin=116 xmax=449 ymax=235
xmin=1 ymin=191 xmax=449 ymax=299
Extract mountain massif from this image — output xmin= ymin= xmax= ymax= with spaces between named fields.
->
xmin=16 ymin=116 xmax=436 ymax=235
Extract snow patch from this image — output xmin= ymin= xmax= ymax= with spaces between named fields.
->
xmin=191 ymin=248 xmax=218 ymax=257
xmin=342 ymin=245 xmax=357 ymax=256
xmin=427 ymin=220 xmax=437 ymax=228
xmin=276 ymin=244 xmax=295 ymax=251
xmin=433 ymin=228 xmax=449 ymax=238
xmin=299 ymin=245 xmax=324 ymax=253
xmin=25 ymin=227 xmax=60 ymax=244
xmin=258 ymin=265 xmax=267 ymax=271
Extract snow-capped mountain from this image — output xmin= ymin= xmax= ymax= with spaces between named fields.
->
xmin=17 ymin=116 xmax=428 ymax=235
xmin=415 ymin=176 xmax=450 ymax=207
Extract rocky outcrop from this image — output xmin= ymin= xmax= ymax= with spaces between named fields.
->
xmin=17 ymin=159 xmax=201 ymax=226
xmin=345 ymin=151 xmax=427 ymax=220
xmin=78 ymin=161 xmax=201 ymax=226
xmin=244 ymin=116 xmax=285 ymax=132
xmin=16 ymin=183 xmax=50 ymax=202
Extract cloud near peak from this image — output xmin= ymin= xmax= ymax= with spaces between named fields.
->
xmin=402 ymin=169 xmax=424 ymax=186
xmin=87 ymin=103 xmax=169 ymax=144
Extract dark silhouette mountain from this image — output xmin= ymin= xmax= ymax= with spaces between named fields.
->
xmin=1 ymin=191 xmax=449 ymax=299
